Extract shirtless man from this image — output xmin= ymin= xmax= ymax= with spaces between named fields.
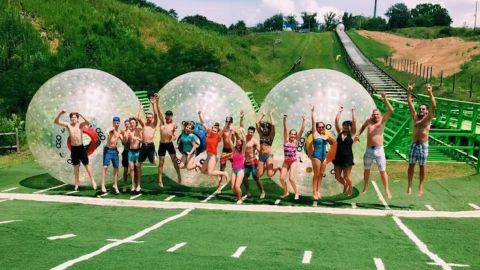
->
xmin=54 ymin=111 xmax=96 ymax=191
xmin=407 ymin=83 xmax=436 ymax=196
xmin=356 ymin=92 xmax=393 ymax=199
xmin=238 ymin=111 xmax=265 ymax=198
xmin=218 ymin=115 xmax=237 ymax=187
xmin=128 ymin=117 xmax=143 ymax=193
xmin=120 ymin=119 xmax=131 ymax=192
xmin=100 ymin=116 xmax=123 ymax=194
xmin=154 ymin=94 xmax=181 ymax=186
xmin=138 ymin=96 xmax=158 ymax=189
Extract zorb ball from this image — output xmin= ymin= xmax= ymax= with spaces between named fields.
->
xmin=336 ymin=23 xmax=345 ymax=32
xmin=259 ymin=69 xmax=375 ymax=197
xmin=157 ymin=71 xmax=256 ymax=187
xmin=26 ymin=69 xmax=140 ymax=186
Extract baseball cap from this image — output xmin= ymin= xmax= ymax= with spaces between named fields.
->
xmin=113 ymin=116 xmax=120 ymax=122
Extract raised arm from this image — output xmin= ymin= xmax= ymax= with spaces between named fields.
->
xmin=155 ymin=95 xmax=165 ymax=126
xmin=298 ymin=115 xmax=306 ymax=138
xmin=311 ymin=105 xmax=317 ymax=137
xmin=269 ymin=110 xmax=276 ymax=139
xmin=136 ymin=107 xmax=145 ymax=128
xmin=335 ymin=106 xmax=343 ymax=133
xmin=239 ymin=110 xmax=244 ymax=128
xmin=256 ymin=111 xmax=265 ymax=131
xmin=357 ymin=119 xmax=368 ymax=137
xmin=53 ymin=110 xmax=69 ymax=128
xmin=407 ymin=84 xmax=416 ymax=119
xmin=78 ymin=113 xmax=90 ymax=129
xmin=426 ymin=84 xmax=436 ymax=118
xmin=381 ymin=92 xmax=394 ymax=123
xmin=198 ymin=111 xmax=207 ymax=130
xmin=351 ymin=108 xmax=357 ymax=135
xmin=150 ymin=95 xmax=158 ymax=127
xmin=282 ymin=114 xmax=288 ymax=143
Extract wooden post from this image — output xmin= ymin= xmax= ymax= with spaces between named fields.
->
xmin=419 ymin=64 xmax=423 ymax=77
xmin=440 ymin=70 xmax=443 ymax=86
xmin=15 ymin=128 xmax=19 ymax=153
xmin=422 ymin=66 xmax=426 ymax=80
xmin=452 ymin=73 xmax=456 ymax=93
xmin=470 ymin=75 xmax=474 ymax=98
xmin=429 ymin=66 xmax=433 ymax=82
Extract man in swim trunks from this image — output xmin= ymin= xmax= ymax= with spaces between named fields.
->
xmin=121 ymin=119 xmax=132 ymax=192
xmin=356 ymin=92 xmax=394 ymax=199
xmin=154 ymin=94 xmax=181 ymax=186
xmin=100 ymin=116 xmax=122 ymax=194
xmin=407 ymin=83 xmax=436 ymax=196
xmin=54 ymin=110 xmax=96 ymax=191
xmin=138 ymin=96 xmax=158 ymax=191
xmin=127 ymin=117 xmax=143 ymax=193
xmin=218 ymin=115 xmax=237 ymax=188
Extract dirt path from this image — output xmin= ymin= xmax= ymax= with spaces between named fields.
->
xmin=358 ymin=30 xmax=480 ymax=76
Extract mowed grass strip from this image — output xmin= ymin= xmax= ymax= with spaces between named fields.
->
xmin=71 ymin=209 xmax=440 ymax=270
xmin=0 ymin=200 xmax=181 ymax=269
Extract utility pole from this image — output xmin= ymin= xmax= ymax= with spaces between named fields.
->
xmin=374 ymin=0 xmax=378 ymax=18
xmin=475 ymin=0 xmax=478 ymax=31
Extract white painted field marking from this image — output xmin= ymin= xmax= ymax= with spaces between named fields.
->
xmin=0 ymin=220 xmax=22 ymax=225
xmin=468 ymin=203 xmax=480 ymax=210
xmin=427 ymin=262 xmax=470 ymax=268
xmin=201 ymin=183 xmax=229 ymax=203
xmin=107 ymin=239 xmax=143 ymax=244
xmin=374 ymin=258 xmax=385 ymax=270
xmin=351 ymin=203 xmax=357 ymax=209
xmin=302 ymin=251 xmax=312 ymax=264
xmin=2 ymin=193 xmax=480 ymax=218
xmin=1 ymin=187 xmax=18 ymax=192
xmin=51 ymin=208 xmax=193 ymax=270
xmin=0 ymin=199 xmax=8 ymax=203
xmin=231 ymin=246 xmax=247 ymax=258
xmin=130 ymin=194 xmax=142 ymax=200
xmin=65 ymin=191 xmax=79 ymax=195
xmin=48 ymin=234 xmax=76 ymax=241
xmin=392 ymin=216 xmax=451 ymax=270
xmin=33 ymin=183 xmax=68 ymax=194
xmin=164 ymin=195 xmax=175 ymax=201
xmin=425 ymin=205 xmax=436 ymax=211
xmin=274 ymin=199 xmax=281 ymax=205
xmin=167 ymin=242 xmax=187 ymax=252
xmin=372 ymin=181 xmax=390 ymax=210
xmin=97 ymin=192 xmax=109 ymax=198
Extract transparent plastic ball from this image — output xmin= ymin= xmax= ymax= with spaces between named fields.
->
xmin=26 ymin=69 xmax=140 ymax=186
xmin=336 ymin=23 xmax=345 ymax=32
xmin=157 ymin=71 xmax=256 ymax=187
xmin=259 ymin=69 xmax=375 ymax=197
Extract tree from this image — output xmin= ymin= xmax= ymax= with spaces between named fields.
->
xmin=324 ymin=11 xmax=339 ymax=31
xmin=168 ymin=9 xmax=178 ymax=20
xmin=363 ymin=17 xmax=388 ymax=31
xmin=342 ymin=12 xmax=354 ymax=30
xmin=351 ymin=15 xmax=368 ymax=29
xmin=385 ymin=3 xmax=411 ymax=29
xmin=300 ymin=12 xmax=318 ymax=31
xmin=229 ymin=20 xmax=247 ymax=35
xmin=181 ymin=15 xmax=227 ymax=34
xmin=284 ymin=14 xmax=298 ymax=30
xmin=263 ymin=13 xmax=284 ymax=31
xmin=411 ymin=3 xmax=452 ymax=27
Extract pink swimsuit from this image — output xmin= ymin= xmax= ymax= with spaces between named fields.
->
xmin=232 ymin=152 xmax=244 ymax=174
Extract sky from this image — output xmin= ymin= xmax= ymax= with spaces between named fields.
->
xmin=151 ymin=0 xmax=478 ymax=28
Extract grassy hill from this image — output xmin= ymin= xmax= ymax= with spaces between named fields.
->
xmin=348 ymin=30 xmax=480 ymax=102
xmin=389 ymin=26 xmax=480 ymax=41
xmin=0 ymin=0 xmax=350 ymax=117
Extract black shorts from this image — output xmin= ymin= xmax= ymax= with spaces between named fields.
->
xmin=158 ymin=142 xmax=176 ymax=157
xmin=71 ymin=145 xmax=89 ymax=166
xmin=139 ymin=142 xmax=156 ymax=163
xmin=122 ymin=149 xmax=129 ymax=168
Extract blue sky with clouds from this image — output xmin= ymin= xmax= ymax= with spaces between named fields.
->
xmin=152 ymin=0 xmax=478 ymax=27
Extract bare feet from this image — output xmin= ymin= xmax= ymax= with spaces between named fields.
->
xmin=158 ymin=181 xmax=164 ymax=188
xmin=92 ymin=181 xmax=97 ymax=190
xmin=101 ymin=186 xmax=107 ymax=193
xmin=74 ymin=185 xmax=79 ymax=191
xmin=417 ymin=186 xmax=424 ymax=196
xmin=407 ymin=186 xmax=412 ymax=195
xmin=347 ymin=186 xmax=353 ymax=197
xmin=312 ymin=200 xmax=318 ymax=207
xmin=294 ymin=193 xmax=300 ymax=200
xmin=342 ymin=184 xmax=348 ymax=194
xmin=113 ymin=185 xmax=120 ymax=194
xmin=259 ymin=191 xmax=266 ymax=199
xmin=236 ymin=199 xmax=243 ymax=205
xmin=386 ymin=190 xmax=392 ymax=199
xmin=135 ymin=186 xmax=141 ymax=193
xmin=281 ymin=192 xmax=289 ymax=198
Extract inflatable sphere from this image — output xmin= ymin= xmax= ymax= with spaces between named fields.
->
xmin=26 ymin=69 xmax=140 ymax=186
xmin=157 ymin=72 xmax=256 ymax=187
xmin=336 ymin=23 xmax=345 ymax=32
xmin=259 ymin=69 xmax=375 ymax=197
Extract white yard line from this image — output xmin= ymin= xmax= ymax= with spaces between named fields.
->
xmin=33 ymin=183 xmax=68 ymax=194
xmin=130 ymin=194 xmax=142 ymax=200
xmin=274 ymin=199 xmax=281 ymax=205
xmin=48 ymin=234 xmax=76 ymax=240
xmin=107 ymin=239 xmax=143 ymax=244
xmin=468 ymin=203 xmax=480 ymax=210
xmin=0 ymin=199 xmax=8 ymax=203
xmin=425 ymin=205 xmax=436 ymax=211
xmin=166 ymin=242 xmax=187 ymax=252
xmin=201 ymin=183 xmax=229 ymax=203
xmin=302 ymin=251 xmax=312 ymax=264
xmin=0 ymin=219 xmax=22 ymax=225
xmin=97 ymin=193 xmax=109 ymax=198
xmin=374 ymin=258 xmax=385 ymax=270
xmin=427 ymin=262 xmax=470 ymax=268
xmin=351 ymin=203 xmax=357 ymax=209
xmin=65 ymin=191 xmax=79 ymax=195
xmin=231 ymin=246 xmax=247 ymax=258
xmin=372 ymin=181 xmax=390 ymax=210
xmin=1 ymin=193 xmax=480 ymax=218
xmin=164 ymin=195 xmax=176 ymax=201
xmin=1 ymin=187 xmax=18 ymax=192
xmin=392 ymin=216 xmax=452 ymax=270
xmin=51 ymin=208 xmax=193 ymax=270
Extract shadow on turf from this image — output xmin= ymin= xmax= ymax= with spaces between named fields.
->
xmin=20 ymin=173 xmax=64 ymax=190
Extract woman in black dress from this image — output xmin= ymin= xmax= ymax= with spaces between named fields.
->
xmin=333 ymin=106 xmax=357 ymax=196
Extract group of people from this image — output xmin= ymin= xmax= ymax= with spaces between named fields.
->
xmin=54 ymin=84 xmax=435 ymax=205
